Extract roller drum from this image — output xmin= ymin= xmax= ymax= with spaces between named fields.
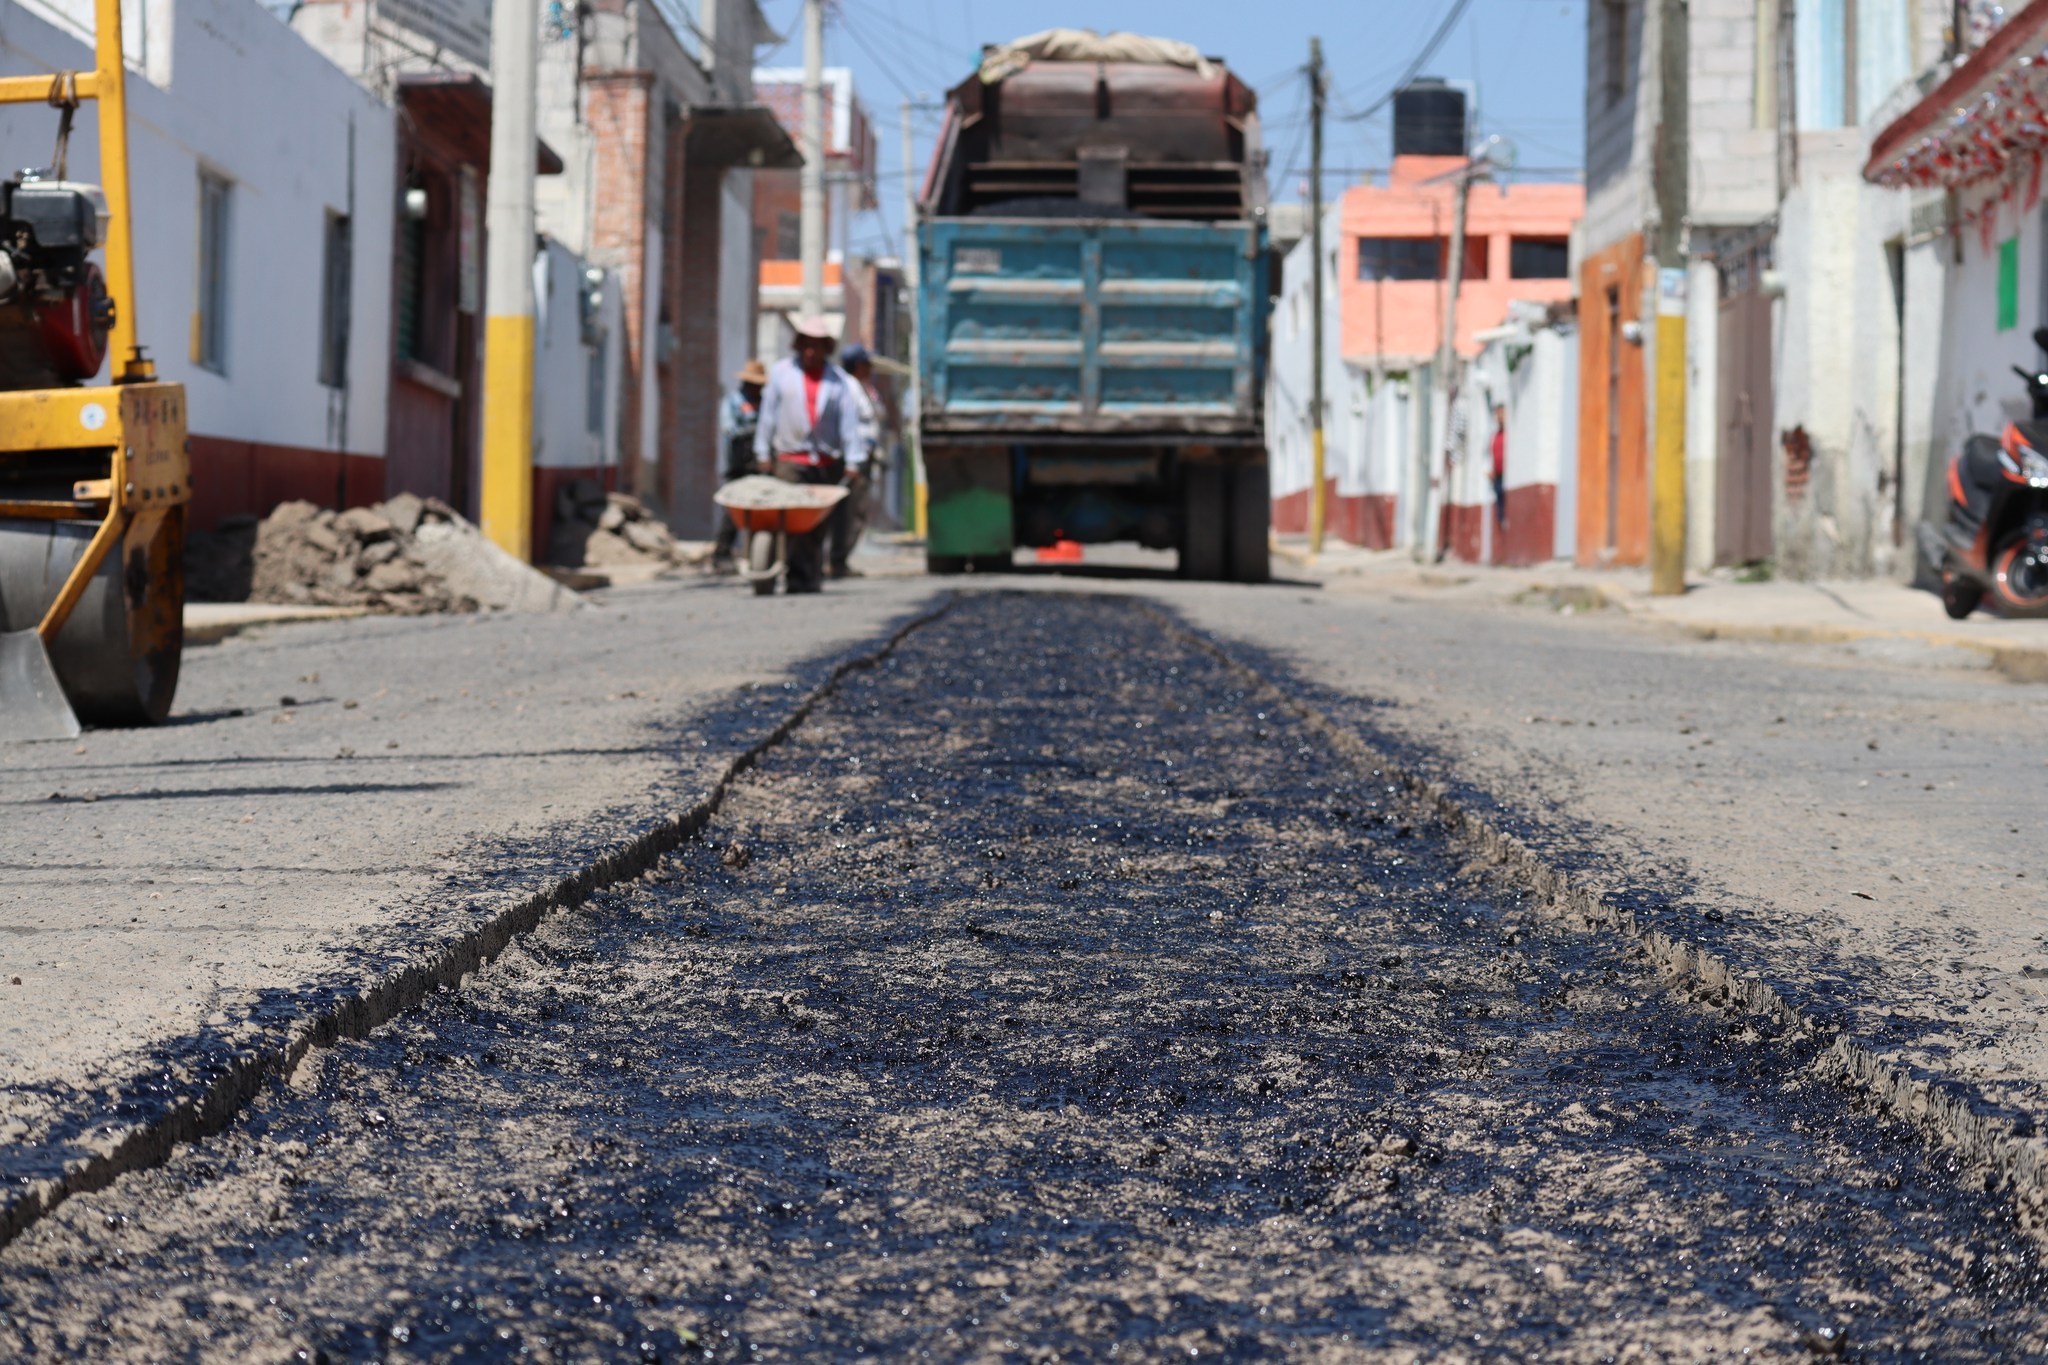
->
xmin=0 ymin=506 xmax=183 ymax=725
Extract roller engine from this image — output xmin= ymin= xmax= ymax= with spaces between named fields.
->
xmin=0 ymin=173 xmax=115 ymax=388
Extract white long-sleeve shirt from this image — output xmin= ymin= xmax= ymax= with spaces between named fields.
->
xmin=754 ymin=356 xmax=868 ymax=470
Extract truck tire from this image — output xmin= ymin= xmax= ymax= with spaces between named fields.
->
xmin=968 ymin=553 xmax=1012 ymax=574
xmin=1227 ymin=461 xmax=1271 ymax=584
xmin=1179 ymin=464 xmax=1227 ymax=580
xmin=927 ymin=553 xmax=966 ymax=575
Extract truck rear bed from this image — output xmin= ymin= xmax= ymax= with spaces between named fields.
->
xmin=919 ymin=217 xmax=1266 ymax=439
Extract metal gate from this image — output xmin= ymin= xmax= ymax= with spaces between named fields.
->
xmin=1716 ymin=289 xmax=1774 ymax=566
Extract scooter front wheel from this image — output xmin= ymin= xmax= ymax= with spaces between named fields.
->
xmin=1990 ymin=533 xmax=2048 ymax=615
xmin=1941 ymin=575 xmax=1984 ymax=620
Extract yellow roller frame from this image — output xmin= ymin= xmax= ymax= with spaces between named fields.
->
xmin=0 ymin=0 xmax=188 ymax=651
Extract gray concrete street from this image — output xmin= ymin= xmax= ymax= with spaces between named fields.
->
xmin=4 ymin=552 xmax=2047 ymax=1357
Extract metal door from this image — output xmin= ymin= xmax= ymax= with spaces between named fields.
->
xmin=1717 ymin=289 xmax=1774 ymax=565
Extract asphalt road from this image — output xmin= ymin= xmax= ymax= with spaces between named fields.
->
xmin=2 ymin=593 xmax=2041 ymax=1361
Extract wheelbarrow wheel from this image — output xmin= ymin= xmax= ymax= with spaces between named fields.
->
xmin=749 ymin=528 xmax=778 ymax=596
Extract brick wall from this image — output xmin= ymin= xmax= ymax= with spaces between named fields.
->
xmin=586 ymin=74 xmax=653 ymax=487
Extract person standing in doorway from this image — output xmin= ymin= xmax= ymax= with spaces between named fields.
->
xmin=1490 ymin=402 xmax=1509 ymax=531
xmin=754 ymin=316 xmax=867 ymax=593
xmin=833 ymin=344 xmax=883 ymax=578
xmin=711 ymin=358 xmax=768 ymax=574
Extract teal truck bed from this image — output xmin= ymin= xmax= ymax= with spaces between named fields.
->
xmin=919 ymin=218 xmax=1266 ymax=437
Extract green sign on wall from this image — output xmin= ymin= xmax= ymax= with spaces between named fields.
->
xmin=2000 ymin=237 xmax=2021 ymax=332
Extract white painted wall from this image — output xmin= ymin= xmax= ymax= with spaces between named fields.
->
xmin=0 ymin=0 xmax=395 ymax=459
xmin=1461 ymin=318 xmax=1580 ymax=562
xmin=532 ymin=236 xmax=623 ymax=473
xmin=1771 ymin=131 xmax=1917 ymax=577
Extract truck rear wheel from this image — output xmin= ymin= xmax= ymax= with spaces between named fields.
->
xmin=1227 ymin=461 xmax=1271 ymax=584
xmin=926 ymin=554 xmax=966 ymax=575
xmin=1179 ymin=464 xmax=1227 ymax=580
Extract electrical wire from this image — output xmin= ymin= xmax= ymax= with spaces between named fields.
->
xmin=1340 ymin=0 xmax=1477 ymax=124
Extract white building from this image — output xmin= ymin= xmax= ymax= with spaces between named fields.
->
xmin=1579 ymin=0 xmax=1950 ymax=578
xmin=0 ymin=0 xmax=396 ymax=528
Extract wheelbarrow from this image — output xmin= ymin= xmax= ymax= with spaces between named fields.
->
xmin=714 ymin=475 xmax=850 ymax=596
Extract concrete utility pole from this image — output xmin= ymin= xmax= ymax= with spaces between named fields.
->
xmin=1424 ymin=170 xmax=1472 ymax=563
xmin=903 ymin=96 xmax=926 ymax=537
xmin=800 ymin=0 xmax=827 ymax=318
xmin=1307 ymin=37 xmax=1328 ymax=555
xmin=1650 ymin=0 xmax=1689 ymax=595
xmin=479 ymin=0 xmax=539 ymax=560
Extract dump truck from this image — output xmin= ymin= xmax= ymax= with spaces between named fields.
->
xmin=914 ymin=31 xmax=1271 ymax=580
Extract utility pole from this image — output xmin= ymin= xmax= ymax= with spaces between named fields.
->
xmin=800 ymin=0 xmax=827 ymax=318
xmin=903 ymin=97 xmax=927 ymax=537
xmin=1650 ymin=0 xmax=1689 ymax=595
xmin=479 ymin=0 xmax=538 ymax=560
xmin=1307 ymin=37 xmax=1328 ymax=555
xmin=1424 ymin=168 xmax=1472 ymax=563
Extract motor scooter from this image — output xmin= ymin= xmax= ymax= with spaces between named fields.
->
xmin=1918 ymin=326 xmax=2048 ymax=619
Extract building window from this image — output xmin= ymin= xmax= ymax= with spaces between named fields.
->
xmin=776 ymin=210 xmax=800 ymax=260
xmin=195 ymin=170 xmax=231 ymax=373
xmin=1356 ymin=236 xmax=1440 ymax=282
xmin=1510 ymin=236 xmax=1571 ymax=279
xmin=587 ymin=336 xmax=607 ymax=436
xmin=1604 ymin=0 xmax=1629 ymax=109
xmin=319 ymin=211 xmax=351 ymax=389
xmin=396 ymin=178 xmax=429 ymax=364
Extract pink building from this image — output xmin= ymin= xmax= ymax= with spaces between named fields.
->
xmin=1338 ymin=158 xmax=1582 ymax=365
xmin=1272 ymin=152 xmax=1582 ymax=553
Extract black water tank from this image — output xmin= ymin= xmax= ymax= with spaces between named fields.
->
xmin=1392 ymin=79 xmax=1466 ymax=157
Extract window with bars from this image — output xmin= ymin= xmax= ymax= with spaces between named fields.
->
xmin=319 ymin=211 xmax=352 ymax=388
xmin=1356 ymin=237 xmax=1440 ymax=282
xmin=195 ymin=171 xmax=231 ymax=373
xmin=1509 ymin=236 xmax=1570 ymax=280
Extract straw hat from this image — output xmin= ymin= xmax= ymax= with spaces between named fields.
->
xmin=789 ymin=314 xmax=838 ymax=345
xmin=736 ymin=358 xmax=768 ymax=385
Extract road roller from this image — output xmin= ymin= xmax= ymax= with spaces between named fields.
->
xmin=0 ymin=0 xmax=188 ymax=742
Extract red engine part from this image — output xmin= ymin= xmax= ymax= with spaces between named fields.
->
xmin=33 ymin=261 xmax=111 ymax=382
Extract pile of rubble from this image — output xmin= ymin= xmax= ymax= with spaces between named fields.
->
xmin=546 ymin=478 xmax=704 ymax=571
xmin=186 ymin=493 xmax=575 ymax=615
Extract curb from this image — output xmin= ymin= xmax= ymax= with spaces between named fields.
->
xmin=1640 ymin=615 xmax=2048 ymax=683
xmin=1144 ymin=602 xmax=2048 ymax=1241
xmin=0 ymin=596 xmax=957 ymax=1252
xmin=183 ymin=604 xmax=371 ymax=646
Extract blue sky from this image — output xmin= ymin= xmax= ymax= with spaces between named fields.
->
xmin=754 ymin=0 xmax=1588 ymax=259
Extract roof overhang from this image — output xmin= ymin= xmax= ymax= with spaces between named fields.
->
xmin=685 ymin=104 xmax=804 ymax=170
xmin=1865 ymin=6 xmax=2048 ymax=189
xmin=397 ymin=73 xmax=565 ymax=176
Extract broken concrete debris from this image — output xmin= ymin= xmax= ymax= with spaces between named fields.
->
xmin=547 ymin=478 xmax=707 ymax=572
xmin=186 ymin=494 xmax=578 ymax=614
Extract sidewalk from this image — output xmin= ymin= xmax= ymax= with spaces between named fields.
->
xmin=1276 ymin=538 xmax=2048 ymax=680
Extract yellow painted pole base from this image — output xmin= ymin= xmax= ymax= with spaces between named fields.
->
xmin=479 ymin=314 xmax=536 ymax=562
xmin=1309 ymin=427 xmax=1327 ymax=555
xmin=1651 ymin=311 xmax=1687 ymax=597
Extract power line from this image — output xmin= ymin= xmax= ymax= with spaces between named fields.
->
xmin=1341 ymin=0 xmax=1477 ymax=124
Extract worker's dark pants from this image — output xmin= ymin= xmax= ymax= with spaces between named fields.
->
xmin=712 ymin=442 xmax=757 ymax=562
xmin=831 ymin=469 xmax=869 ymax=572
xmin=771 ymin=456 xmax=838 ymax=592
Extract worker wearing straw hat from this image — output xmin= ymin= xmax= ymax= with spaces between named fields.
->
xmin=711 ymin=357 xmax=769 ymax=573
xmin=752 ymin=315 xmax=868 ymax=592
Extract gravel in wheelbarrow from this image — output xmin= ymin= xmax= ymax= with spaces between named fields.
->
xmin=714 ymin=476 xmax=848 ymax=537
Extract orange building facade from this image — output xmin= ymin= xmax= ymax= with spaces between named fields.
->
xmin=1338 ymin=157 xmax=1583 ymax=365
xmin=1272 ymin=157 xmax=1583 ymax=553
